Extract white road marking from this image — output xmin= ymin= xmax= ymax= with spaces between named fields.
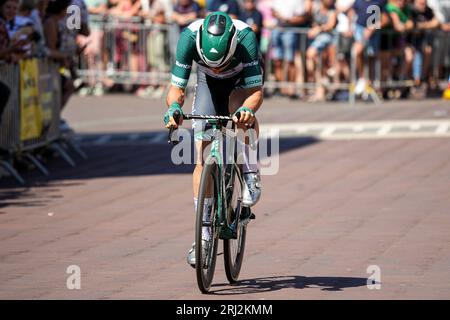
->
xmin=128 ymin=133 xmax=140 ymax=141
xmin=150 ymin=132 xmax=167 ymax=143
xmin=377 ymin=125 xmax=392 ymax=136
xmin=76 ymin=120 xmax=450 ymax=145
xmin=261 ymin=120 xmax=450 ymax=140
xmin=93 ymin=135 xmax=112 ymax=145
xmin=435 ymin=123 xmax=450 ymax=134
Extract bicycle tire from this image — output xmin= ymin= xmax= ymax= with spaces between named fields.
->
xmin=195 ymin=156 xmax=220 ymax=294
xmin=223 ymin=164 xmax=247 ymax=284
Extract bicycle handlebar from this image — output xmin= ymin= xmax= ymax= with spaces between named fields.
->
xmin=168 ymin=112 xmax=241 ymax=144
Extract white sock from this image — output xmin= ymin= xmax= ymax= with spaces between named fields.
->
xmin=194 ymin=197 xmax=214 ymax=241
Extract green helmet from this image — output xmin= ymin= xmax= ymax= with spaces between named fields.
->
xmin=196 ymin=12 xmax=238 ymax=68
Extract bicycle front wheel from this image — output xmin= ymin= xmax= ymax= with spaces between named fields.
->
xmin=223 ymin=165 xmax=247 ymax=284
xmin=195 ymin=156 xmax=219 ymax=294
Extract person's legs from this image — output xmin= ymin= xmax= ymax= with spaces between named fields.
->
xmin=282 ymin=31 xmax=297 ymax=96
xmin=422 ymin=45 xmax=432 ymax=84
xmin=413 ymin=47 xmax=423 ymax=85
xmin=306 ymin=47 xmax=317 ymax=84
xmin=271 ymin=29 xmax=284 ymax=91
xmin=404 ymin=45 xmax=414 ymax=80
xmin=307 ymin=33 xmax=333 ymax=100
xmin=228 ymin=87 xmax=261 ymax=206
xmin=61 ymin=76 xmax=75 ymax=111
xmin=353 ymin=25 xmax=366 ymax=80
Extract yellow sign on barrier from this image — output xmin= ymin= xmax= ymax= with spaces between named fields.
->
xmin=20 ymin=59 xmax=42 ymax=141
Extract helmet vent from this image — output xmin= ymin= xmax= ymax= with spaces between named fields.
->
xmin=207 ymin=15 xmax=226 ymax=36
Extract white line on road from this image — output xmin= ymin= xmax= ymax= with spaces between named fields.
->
xmin=93 ymin=135 xmax=112 ymax=145
xmin=435 ymin=123 xmax=450 ymax=134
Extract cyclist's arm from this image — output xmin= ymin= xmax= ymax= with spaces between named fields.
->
xmin=165 ymin=28 xmax=196 ymax=127
xmin=166 ymin=85 xmax=186 ymax=108
xmin=241 ymin=86 xmax=263 ymax=114
xmin=239 ymin=28 xmax=263 ymax=115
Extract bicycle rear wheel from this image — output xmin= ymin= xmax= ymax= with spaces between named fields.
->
xmin=195 ymin=156 xmax=219 ymax=294
xmin=223 ymin=165 xmax=247 ymax=284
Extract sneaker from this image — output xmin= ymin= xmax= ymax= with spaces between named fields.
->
xmin=136 ymin=86 xmax=155 ymax=98
xmin=186 ymin=240 xmax=211 ymax=268
xmin=242 ymin=171 xmax=261 ymax=207
xmin=92 ymin=83 xmax=104 ymax=97
xmin=355 ymin=78 xmax=366 ymax=95
xmin=78 ymin=87 xmax=92 ymax=97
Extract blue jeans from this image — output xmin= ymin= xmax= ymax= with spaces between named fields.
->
xmin=271 ymin=29 xmax=298 ymax=62
xmin=413 ymin=50 xmax=423 ymax=81
xmin=354 ymin=24 xmax=380 ymax=57
xmin=309 ymin=32 xmax=335 ymax=53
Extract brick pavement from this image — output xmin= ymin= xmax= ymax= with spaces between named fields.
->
xmin=0 ymin=96 xmax=449 ymax=299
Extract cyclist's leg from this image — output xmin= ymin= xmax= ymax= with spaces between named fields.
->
xmin=228 ymin=88 xmax=260 ymax=173
xmin=191 ymin=71 xmax=235 ymax=249
xmin=191 ymin=71 xmax=217 ymax=245
xmin=228 ymin=83 xmax=262 ymax=207
xmin=192 ymin=70 xmax=237 ymax=197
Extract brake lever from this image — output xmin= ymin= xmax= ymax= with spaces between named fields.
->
xmin=168 ymin=110 xmax=181 ymax=145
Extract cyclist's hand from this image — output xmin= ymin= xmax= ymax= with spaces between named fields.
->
xmin=233 ymin=106 xmax=255 ymax=127
xmin=164 ymin=102 xmax=183 ymax=129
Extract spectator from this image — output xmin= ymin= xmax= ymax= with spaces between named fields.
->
xmin=409 ymin=0 xmax=439 ymax=95
xmin=15 ymin=0 xmax=43 ymax=57
xmin=172 ymin=0 xmax=202 ymax=32
xmin=385 ymin=0 xmax=414 ymax=97
xmin=44 ymin=0 xmax=74 ymax=127
xmin=78 ymin=0 xmax=109 ymax=96
xmin=207 ymin=0 xmax=240 ymax=19
xmin=334 ymin=0 xmax=353 ymax=90
xmin=256 ymin=0 xmax=275 ymax=56
xmin=305 ymin=0 xmax=337 ymax=102
xmin=136 ymin=0 xmax=171 ymax=98
xmin=0 ymin=0 xmax=30 ymax=61
xmin=349 ymin=0 xmax=387 ymax=96
xmin=2 ymin=0 xmax=27 ymax=39
xmin=271 ymin=0 xmax=312 ymax=98
xmin=110 ymin=0 xmax=141 ymax=92
xmin=428 ymin=0 xmax=450 ymax=31
xmin=428 ymin=0 xmax=450 ymax=86
xmin=26 ymin=0 xmax=49 ymax=57
xmin=239 ymin=0 xmax=263 ymax=46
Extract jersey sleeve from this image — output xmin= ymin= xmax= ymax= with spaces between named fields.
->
xmin=171 ymin=29 xmax=195 ymax=89
xmin=238 ymin=28 xmax=263 ymax=89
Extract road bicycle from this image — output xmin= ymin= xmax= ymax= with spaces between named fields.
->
xmin=168 ymin=112 xmax=255 ymax=293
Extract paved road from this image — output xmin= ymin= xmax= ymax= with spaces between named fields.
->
xmin=1 ymin=96 xmax=450 ymax=299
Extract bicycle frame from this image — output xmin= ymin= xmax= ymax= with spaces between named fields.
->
xmin=205 ymin=118 xmax=241 ymax=240
xmin=168 ymin=112 xmax=247 ymax=239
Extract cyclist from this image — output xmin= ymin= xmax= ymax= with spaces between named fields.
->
xmin=163 ymin=12 xmax=263 ymax=267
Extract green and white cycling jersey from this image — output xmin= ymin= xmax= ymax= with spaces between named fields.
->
xmin=171 ymin=19 xmax=263 ymax=89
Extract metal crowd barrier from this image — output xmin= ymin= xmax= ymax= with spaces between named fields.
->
xmin=0 ymin=58 xmax=86 ymax=185
xmin=77 ymin=15 xmax=176 ymax=86
xmin=76 ymin=16 xmax=450 ymax=104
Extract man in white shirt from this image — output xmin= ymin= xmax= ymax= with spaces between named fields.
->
xmin=270 ymin=0 xmax=312 ymax=98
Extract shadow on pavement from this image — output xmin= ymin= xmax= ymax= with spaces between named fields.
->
xmin=0 ymin=132 xmax=319 ymax=210
xmin=211 ymin=275 xmax=368 ymax=295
